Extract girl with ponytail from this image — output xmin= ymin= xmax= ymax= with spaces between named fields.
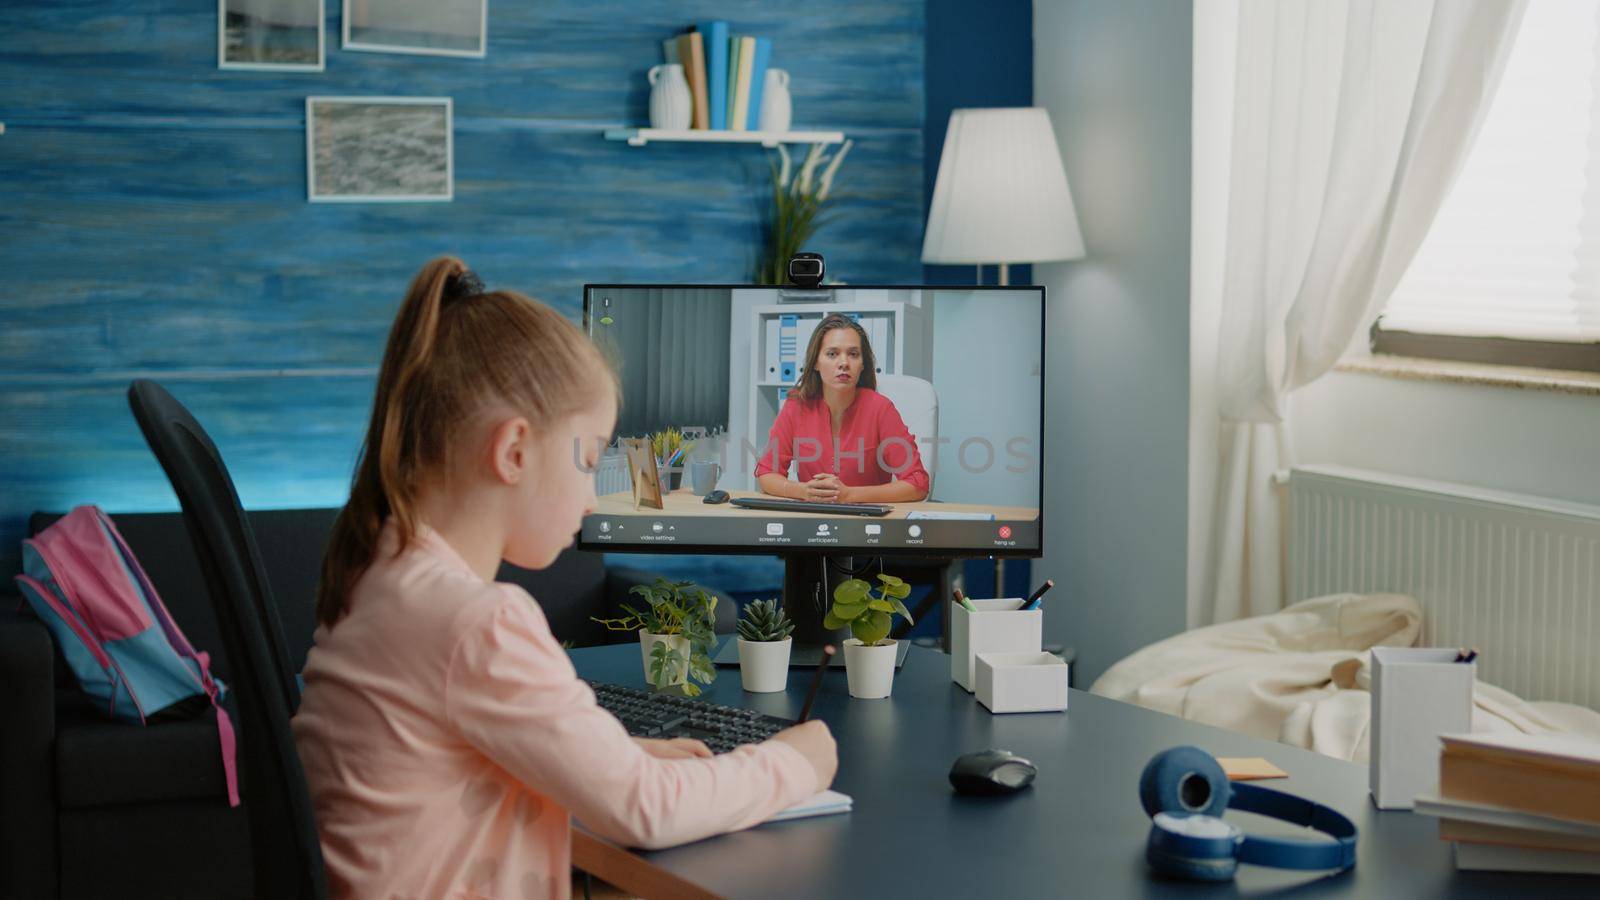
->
xmin=291 ymin=258 xmax=835 ymax=899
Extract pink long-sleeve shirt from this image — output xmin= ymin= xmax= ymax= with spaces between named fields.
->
xmin=290 ymin=521 xmax=817 ymax=899
xmin=753 ymin=387 xmax=930 ymax=493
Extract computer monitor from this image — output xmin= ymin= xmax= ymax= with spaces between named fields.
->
xmin=578 ymin=284 xmax=1044 ymax=663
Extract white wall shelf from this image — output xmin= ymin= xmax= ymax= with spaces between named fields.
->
xmin=604 ymin=127 xmax=845 ymax=148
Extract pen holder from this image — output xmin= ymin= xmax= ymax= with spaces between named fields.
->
xmin=1369 ymin=647 xmax=1475 ymax=809
xmin=950 ymin=598 xmax=1042 ymax=692
xmin=975 ymin=652 xmax=1069 ymax=714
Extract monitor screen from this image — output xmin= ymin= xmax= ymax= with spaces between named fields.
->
xmin=578 ymin=285 xmax=1043 ymax=556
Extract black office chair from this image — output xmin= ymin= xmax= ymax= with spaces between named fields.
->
xmin=128 ymin=379 xmax=328 ymax=900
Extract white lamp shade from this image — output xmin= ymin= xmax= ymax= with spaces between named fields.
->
xmin=921 ymin=107 xmax=1086 ymax=265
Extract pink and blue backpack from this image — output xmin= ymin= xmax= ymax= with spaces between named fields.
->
xmin=15 ymin=505 xmax=240 ymax=807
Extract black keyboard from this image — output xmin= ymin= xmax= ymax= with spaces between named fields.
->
xmin=730 ymin=496 xmax=893 ymax=517
xmin=587 ymin=681 xmax=792 ymax=755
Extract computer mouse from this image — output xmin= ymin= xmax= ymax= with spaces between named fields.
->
xmin=703 ymin=490 xmax=731 ymax=504
xmin=949 ymin=749 xmax=1037 ymax=796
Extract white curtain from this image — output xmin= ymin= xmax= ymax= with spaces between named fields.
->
xmin=1204 ymin=0 xmax=1527 ymax=624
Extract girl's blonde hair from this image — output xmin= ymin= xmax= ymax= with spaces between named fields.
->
xmin=316 ymin=257 xmax=618 ymax=626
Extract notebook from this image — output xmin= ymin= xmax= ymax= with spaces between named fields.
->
xmin=764 ymin=789 xmax=852 ymax=823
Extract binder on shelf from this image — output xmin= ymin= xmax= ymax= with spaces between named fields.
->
xmin=746 ymin=37 xmax=772 ymax=130
xmin=678 ymin=31 xmax=709 ymax=130
xmin=730 ymin=35 xmax=756 ymax=131
xmin=778 ymin=314 xmax=799 ymax=383
xmin=699 ymin=21 xmax=730 ymax=130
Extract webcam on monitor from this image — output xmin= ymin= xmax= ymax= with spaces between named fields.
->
xmin=787 ymin=251 xmax=825 ymax=288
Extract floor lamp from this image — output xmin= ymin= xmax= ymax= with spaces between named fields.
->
xmin=921 ymin=107 xmax=1086 ymax=594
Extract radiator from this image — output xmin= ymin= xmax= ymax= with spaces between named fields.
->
xmin=1288 ymin=465 xmax=1600 ymax=708
xmin=595 ymin=450 xmax=631 ymax=497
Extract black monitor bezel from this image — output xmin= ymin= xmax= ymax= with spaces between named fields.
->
xmin=578 ymin=283 xmax=1046 ymax=559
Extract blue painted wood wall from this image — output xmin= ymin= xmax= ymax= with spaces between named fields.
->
xmin=0 ymin=1 xmax=926 ymax=579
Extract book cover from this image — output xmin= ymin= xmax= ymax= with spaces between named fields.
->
xmin=1441 ymin=732 xmax=1600 ymax=771
xmin=1454 ymin=841 xmax=1600 ymax=874
xmin=699 ymin=21 xmax=729 ymax=130
xmin=1441 ymin=751 xmax=1600 ymax=826
xmin=764 ymin=789 xmax=852 ymax=823
xmin=730 ymin=35 xmax=756 ymax=131
xmin=1415 ymin=791 xmax=1600 ymax=838
xmin=746 ymin=37 xmax=772 ymax=131
xmin=1443 ymin=818 xmax=1600 ymax=855
xmin=679 ymin=31 xmax=708 ymax=130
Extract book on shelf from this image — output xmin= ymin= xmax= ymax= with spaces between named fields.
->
xmin=677 ymin=30 xmax=708 ymax=129
xmin=730 ymin=35 xmax=756 ymax=131
xmin=698 ymin=20 xmax=730 ymax=130
xmin=745 ymin=37 xmax=772 ymax=131
xmin=1453 ymin=841 xmax=1600 ymax=874
xmin=1438 ymin=732 xmax=1600 ymax=826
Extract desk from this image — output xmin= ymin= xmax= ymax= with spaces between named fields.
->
xmin=569 ymin=643 xmax=1593 ymax=899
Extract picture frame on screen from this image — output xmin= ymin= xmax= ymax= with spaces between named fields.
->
xmin=624 ymin=438 xmax=664 ymax=511
xmin=218 ymin=0 xmax=325 ymax=71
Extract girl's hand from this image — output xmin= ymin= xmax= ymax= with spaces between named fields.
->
xmin=634 ymin=736 xmax=713 ymax=759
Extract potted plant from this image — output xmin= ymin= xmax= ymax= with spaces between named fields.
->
xmin=757 ymin=140 xmax=853 ymax=283
xmin=736 ymin=598 xmax=795 ymax=693
xmin=592 ymin=577 xmax=718 ymax=696
xmin=648 ymin=428 xmax=693 ymax=492
xmin=826 ymin=573 xmax=914 ymax=699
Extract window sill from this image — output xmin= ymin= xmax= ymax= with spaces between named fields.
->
xmin=1334 ymin=354 xmax=1600 ymax=397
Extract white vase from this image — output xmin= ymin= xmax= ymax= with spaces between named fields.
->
xmin=648 ymin=63 xmax=692 ymax=131
xmin=640 ymin=632 xmax=690 ymax=687
xmin=843 ymin=638 xmax=896 ymax=699
xmin=757 ymin=68 xmax=791 ymax=133
xmin=738 ymin=636 xmax=792 ymax=693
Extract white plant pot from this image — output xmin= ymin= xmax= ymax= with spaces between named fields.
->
xmin=640 ymin=632 xmax=690 ymax=687
xmin=843 ymin=638 xmax=897 ymax=699
xmin=738 ymin=636 xmax=792 ymax=693
xmin=647 ymin=63 xmax=693 ymax=130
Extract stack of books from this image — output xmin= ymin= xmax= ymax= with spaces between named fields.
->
xmin=660 ymin=22 xmax=773 ymax=132
xmin=1414 ymin=732 xmax=1600 ymax=874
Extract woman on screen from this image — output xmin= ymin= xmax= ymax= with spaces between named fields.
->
xmin=755 ymin=313 xmax=930 ymax=503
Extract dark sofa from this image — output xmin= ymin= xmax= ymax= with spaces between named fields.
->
xmin=0 ymin=507 xmax=733 ymax=900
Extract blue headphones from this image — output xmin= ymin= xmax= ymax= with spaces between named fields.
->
xmin=1139 ymin=746 xmax=1357 ymax=882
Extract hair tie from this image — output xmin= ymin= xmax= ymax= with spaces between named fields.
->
xmin=443 ymin=270 xmax=485 ymax=305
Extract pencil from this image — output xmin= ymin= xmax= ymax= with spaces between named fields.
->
xmin=797 ymin=644 xmax=835 ymax=723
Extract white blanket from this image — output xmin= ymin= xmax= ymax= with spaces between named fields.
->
xmin=1089 ymin=593 xmax=1600 ymax=761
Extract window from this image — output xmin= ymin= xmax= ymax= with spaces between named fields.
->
xmin=1373 ymin=1 xmax=1600 ymax=372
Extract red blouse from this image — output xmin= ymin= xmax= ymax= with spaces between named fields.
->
xmin=753 ymin=388 xmax=930 ymax=495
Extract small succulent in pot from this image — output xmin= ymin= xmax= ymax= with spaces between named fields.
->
xmin=737 ymin=598 xmax=795 ymax=643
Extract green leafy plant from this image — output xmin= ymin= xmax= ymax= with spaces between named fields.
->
xmin=737 ymin=598 xmax=795 ymax=643
xmin=592 ymin=577 xmax=718 ymax=695
xmin=825 ymin=573 xmax=913 ymax=646
xmin=648 ymin=428 xmax=692 ymax=464
xmin=756 ymin=140 xmax=854 ymax=284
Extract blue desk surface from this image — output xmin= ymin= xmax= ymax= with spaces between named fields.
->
xmin=570 ymin=643 xmax=1591 ymax=898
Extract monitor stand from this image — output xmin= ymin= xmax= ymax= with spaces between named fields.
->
xmin=713 ymin=553 xmax=912 ymax=669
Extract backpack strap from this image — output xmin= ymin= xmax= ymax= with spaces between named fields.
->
xmin=92 ymin=508 xmax=241 ymax=808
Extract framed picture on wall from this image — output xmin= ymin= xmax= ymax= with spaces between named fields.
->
xmin=343 ymin=0 xmax=487 ymax=58
xmin=218 ymin=0 xmax=325 ymax=71
xmin=305 ymin=97 xmax=453 ymax=202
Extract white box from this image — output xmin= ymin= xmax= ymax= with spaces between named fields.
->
xmin=950 ymin=598 xmax=1042 ymax=692
xmin=1370 ymin=647 xmax=1475 ymax=809
xmin=975 ymin=652 xmax=1069 ymax=714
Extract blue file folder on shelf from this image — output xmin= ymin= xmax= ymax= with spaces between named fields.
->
xmin=778 ymin=314 xmax=798 ymax=383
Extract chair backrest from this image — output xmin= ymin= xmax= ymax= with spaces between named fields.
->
xmin=127 ymin=379 xmax=327 ymax=899
xmin=874 ymin=374 xmax=939 ymax=493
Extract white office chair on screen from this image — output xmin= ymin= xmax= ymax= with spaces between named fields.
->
xmin=874 ymin=374 xmax=938 ymax=496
